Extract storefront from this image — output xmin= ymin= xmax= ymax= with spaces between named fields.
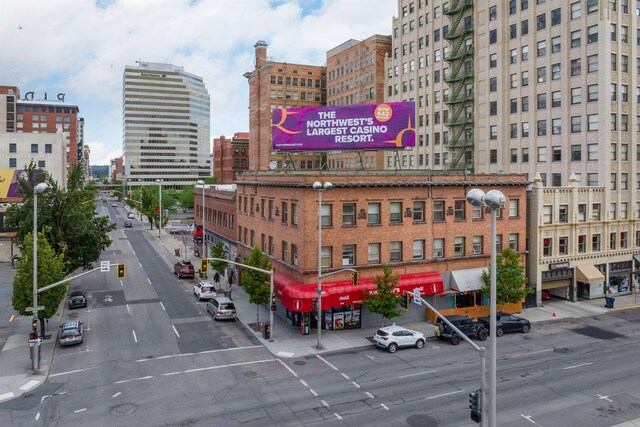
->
xmin=608 ymin=261 xmax=632 ymax=296
xmin=575 ymin=264 xmax=605 ymax=299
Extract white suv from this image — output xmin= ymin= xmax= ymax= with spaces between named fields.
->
xmin=373 ymin=325 xmax=426 ymax=353
xmin=193 ymin=282 xmax=217 ymax=300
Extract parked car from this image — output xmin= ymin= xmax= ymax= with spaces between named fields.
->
xmin=207 ymin=297 xmax=236 ymax=320
xmin=111 ymin=203 xmax=117 ymax=207
xmin=127 ymin=212 xmax=135 ymax=219
xmin=124 ymin=220 xmax=133 ymax=227
xmin=541 ymin=290 xmax=552 ymax=300
xmin=194 ymin=282 xmax=217 ymax=300
xmin=68 ymin=290 xmax=87 ymax=309
xmin=58 ymin=321 xmax=84 ymax=346
xmin=174 ymin=260 xmax=195 ymax=278
xmin=478 ymin=313 xmax=531 ymax=336
xmin=434 ymin=315 xmax=488 ymax=345
xmin=373 ymin=325 xmax=426 ymax=353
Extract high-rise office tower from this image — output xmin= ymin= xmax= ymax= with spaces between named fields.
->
xmin=123 ymin=62 xmax=210 ymax=187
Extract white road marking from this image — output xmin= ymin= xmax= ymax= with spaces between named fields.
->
xmin=431 ymin=345 xmax=440 ymax=349
xmin=365 ymin=355 xmax=375 ymax=361
xmin=40 ymin=395 xmax=50 ymax=403
xmin=300 ymin=379 xmax=308 ymax=387
xmin=380 ymin=403 xmax=389 ymax=410
xmin=163 ymin=372 xmax=180 ymax=376
xmin=278 ymin=359 xmax=298 ymax=378
xmin=341 ymin=373 xmax=350 ymax=380
xmin=399 ymin=369 xmax=437 ymax=379
xmin=119 ymin=280 xmax=123 ymax=287
xmin=521 ymin=414 xmax=536 ymax=424
xmin=126 ymin=304 xmax=130 ymax=313
xmin=181 ymin=359 xmax=277 ymax=374
xmin=132 ymin=329 xmax=137 ymax=343
xmin=112 ymin=392 xmax=121 ymax=398
xmin=365 ymin=392 xmax=375 ymax=399
xmin=425 ymin=390 xmax=465 ymax=400
xmin=115 ymin=376 xmax=153 ymax=384
xmin=598 ymin=394 xmax=613 ymax=402
xmin=0 ymin=392 xmax=15 ymax=402
xmin=135 ymin=346 xmax=263 ymax=362
xmin=277 ymin=351 xmax=295 ymax=358
xmin=563 ymin=362 xmax=593 ymax=370
xmin=310 ymin=389 xmax=318 ymax=397
xmin=74 ymin=408 xmax=87 ymax=414
xmin=316 ymin=354 xmax=338 ymax=371
xmin=147 ymin=278 xmax=152 ymax=285
xmin=139 ymin=262 xmax=142 ymax=268
xmin=334 ymin=413 xmax=343 ymax=420
xmin=160 ymin=302 xmax=166 ymax=311
xmin=351 ymin=381 xmax=360 ymax=388
xmin=49 ymin=368 xmax=91 ymax=378
xmin=172 ymin=325 xmax=181 ymax=338
xmin=20 ymin=380 xmax=40 ymax=391
xmin=35 ymin=412 xmax=40 ymax=421
xmin=321 ymin=400 xmax=329 ymax=407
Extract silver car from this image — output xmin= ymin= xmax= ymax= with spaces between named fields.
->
xmin=207 ymin=297 xmax=236 ymax=320
xmin=58 ymin=321 xmax=84 ymax=346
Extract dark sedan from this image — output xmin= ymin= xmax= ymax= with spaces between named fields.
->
xmin=478 ymin=312 xmax=530 ymax=336
xmin=68 ymin=290 xmax=87 ymax=309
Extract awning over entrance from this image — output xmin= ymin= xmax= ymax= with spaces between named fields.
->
xmin=274 ymin=271 xmax=444 ymax=313
xmin=575 ymin=265 xmax=605 ymax=283
xmin=634 ymin=254 xmax=640 ymax=265
xmin=542 ymin=280 xmax=568 ymax=290
xmin=450 ymin=267 xmax=486 ymax=292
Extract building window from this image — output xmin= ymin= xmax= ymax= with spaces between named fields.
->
xmin=433 ymin=201 xmax=445 ymax=221
xmin=610 ymin=232 xmax=617 ymax=250
xmin=592 ymin=234 xmax=601 ymax=251
xmin=543 ymin=238 xmax=553 ymax=257
xmin=621 ymin=231 xmax=628 ymax=249
xmin=31 ymin=144 xmax=38 ymax=153
xmin=558 ymin=237 xmax=568 ymax=255
xmin=413 ymin=201 xmax=425 ymax=222
xmin=368 ymin=243 xmax=381 ymax=264
xmin=282 ymin=241 xmax=289 ymax=262
xmin=268 ymin=200 xmax=275 ymax=220
xmin=390 ymin=202 xmax=402 ymax=224
xmin=281 ymin=202 xmax=288 ymax=224
xmin=9 ymin=143 xmax=16 ymax=153
xmin=454 ymin=237 xmax=465 ymax=256
xmin=9 ymin=158 xmax=17 ymax=168
xmin=433 ymin=238 xmax=444 ymax=258
xmin=559 ymin=204 xmax=568 ymax=223
xmin=578 ymin=235 xmax=586 ymax=253
xmin=454 ymin=200 xmax=465 ymax=220
xmin=413 ymin=240 xmax=425 ymax=260
xmin=509 ymin=199 xmax=519 ymax=218
xmin=321 ymin=246 xmax=332 ymax=268
xmin=368 ymin=203 xmax=380 ymax=225
xmin=342 ymin=244 xmax=356 ymax=266
xmin=291 ymin=202 xmax=298 ymax=225
xmin=543 ymin=205 xmax=553 ymax=224
xmin=390 ymin=241 xmax=403 ymax=262
xmin=592 ymin=203 xmax=601 ymax=221
xmin=342 ymin=203 xmax=355 ymax=226
xmin=38 ymin=160 xmax=45 ymax=168
xmin=473 ymin=236 xmax=483 ymax=254
xmin=292 ymin=244 xmax=298 ymax=265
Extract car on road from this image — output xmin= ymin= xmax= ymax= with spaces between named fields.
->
xmin=111 ymin=203 xmax=117 ymax=207
xmin=127 ymin=213 xmax=135 ymax=219
xmin=194 ymin=282 xmax=217 ymax=300
xmin=58 ymin=321 xmax=84 ymax=346
xmin=68 ymin=290 xmax=87 ymax=309
xmin=174 ymin=260 xmax=195 ymax=278
xmin=207 ymin=296 xmax=236 ymax=320
xmin=373 ymin=325 xmax=426 ymax=353
xmin=542 ymin=290 xmax=552 ymax=300
xmin=124 ymin=220 xmax=133 ymax=227
xmin=434 ymin=315 xmax=489 ymax=345
xmin=478 ymin=312 xmax=531 ymax=336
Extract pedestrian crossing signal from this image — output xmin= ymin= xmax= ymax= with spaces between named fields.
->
xmin=116 ymin=264 xmax=126 ymax=279
xmin=201 ymin=259 xmax=208 ymax=273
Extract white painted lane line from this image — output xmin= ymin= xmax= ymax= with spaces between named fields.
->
xmin=310 ymin=389 xmax=318 ymax=397
xmin=521 ymin=414 xmax=536 ymax=424
xmin=277 ymin=351 xmax=295 ymax=357
xmin=126 ymin=304 xmax=130 ymax=314
xmin=316 ymin=354 xmax=338 ymax=371
xmin=49 ymin=368 xmax=91 ymax=378
xmin=598 ymin=394 xmax=613 ymax=402
xmin=115 ymin=376 xmax=153 ymax=384
xmin=139 ymin=262 xmax=142 ymax=268
xmin=120 ymin=280 xmax=123 ymax=287
xmin=365 ymin=392 xmax=375 ymax=399
xmin=0 ymin=392 xmax=15 ymax=402
xmin=172 ymin=325 xmax=181 ymax=338
xmin=112 ymin=392 xmax=121 ymax=398
xmin=321 ymin=400 xmax=329 ymax=407
xmin=365 ymin=355 xmax=375 ymax=361
xmin=278 ymin=359 xmax=299 ymax=378
xmin=341 ymin=373 xmax=350 ymax=380
xmin=74 ymin=408 xmax=87 ymax=414
xmin=563 ymin=362 xmax=593 ymax=370
xmin=147 ymin=278 xmax=152 ymax=285
xmin=399 ymin=369 xmax=437 ymax=379
xmin=20 ymin=380 xmax=40 ymax=391
xmin=300 ymin=379 xmax=309 ymax=387
xmin=181 ymin=359 xmax=277 ymax=374
xmin=334 ymin=413 xmax=343 ymax=420
xmin=35 ymin=412 xmax=40 ymax=421
xmin=132 ymin=329 xmax=138 ymax=343
xmin=163 ymin=372 xmax=180 ymax=376
xmin=40 ymin=395 xmax=50 ymax=403
xmin=135 ymin=345 xmax=263 ymax=362
xmin=425 ymin=390 xmax=465 ymax=400
xmin=380 ymin=403 xmax=389 ymax=410
xmin=351 ymin=381 xmax=360 ymax=388
xmin=160 ymin=302 xmax=166 ymax=311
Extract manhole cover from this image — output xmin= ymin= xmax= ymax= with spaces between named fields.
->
xmin=293 ymin=361 xmax=306 ymax=366
xmin=244 ymin=371 xmax=257 ymax=378
xmin=406 ymin=414 xmax=438 ymax=426
xmin=110 ymin=403 xmax=136 ymax=416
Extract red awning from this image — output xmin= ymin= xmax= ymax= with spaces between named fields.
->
xmin=274 ymin=271 xmax=443 ymax=313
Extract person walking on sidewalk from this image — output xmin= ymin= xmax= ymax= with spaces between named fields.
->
xmin=214 ymin=271 xmax=220 ymax=288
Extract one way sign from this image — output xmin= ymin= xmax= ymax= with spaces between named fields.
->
xmin=412 ymin=288 xmax=421 ymax=305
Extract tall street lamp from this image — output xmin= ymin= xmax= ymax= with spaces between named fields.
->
xmin=197 ymin=180 xmax=207 ymax=259
xmin=137 ymin=178 xmax=142 ymax=220
xmin=313 ymin=181 xmax=332 ymax=350
xmin=156 ymin=179 xmax=163 ymax=238
xmin=466 ymin=188 xmax=506 ymax=427
xmin=32 ymin=182 xmax=48 ymax=373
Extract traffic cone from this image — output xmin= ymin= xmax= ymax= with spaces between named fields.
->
xmin=552 ymin=310 xmax=556 ymax=317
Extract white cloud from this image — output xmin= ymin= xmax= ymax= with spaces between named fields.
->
xmin=1 ymin=0 xmax=397 ymax=165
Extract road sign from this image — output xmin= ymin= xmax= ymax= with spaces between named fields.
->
xmin=25 ymin=306 xmax=45 ymax=312
xmin=413 ymin=289 xmax=421 ymax=305
xmin=100 ymin=261 xmax=110 ymax=272
xmin=293 ymin=299 xmax=303 ymax=311
xmin=27 ymin=338 xmax=42 ymax=344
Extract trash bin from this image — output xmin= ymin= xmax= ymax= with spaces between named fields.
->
xmin=263 ymin=322 xmax=271 ymax=339
xmin=175 ymin=249 xmax=180 ymax=257
xmin=605 ymin=296 xmax=615 ymax=309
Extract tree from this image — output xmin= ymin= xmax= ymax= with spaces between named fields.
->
xmin=140 ymin=185 xmax=176 ymax=230
xmin=481 ymin=247 xmax=533 ymax=310
xmin=209 ymin=241 xmax=228 ymax=275
xmin=241 ymin=247 xmax=272 ymax=324
xmin=204 ymin=177 xmax=217 ymax=185
xmin=363 ymin=265 xmax=402 ymax=326
xmin=12 ymin=229 xmax=67 ymax=337
xmin=176 ymin=185 xmax=195 ymax=209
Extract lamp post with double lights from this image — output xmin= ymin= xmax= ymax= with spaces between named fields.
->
xmin=312 ymin=181 xmax=332 ymax=350
xmin=137 ymin=178 xmax=142 ymax=220
xmin=466 ymin=188 xmax=506 ymax=427
xmin=156 ymin=179 xmax=163 ymax=238
xmin=197 ymin=180 xmax=207 ymax=260
xmin=32 ymin=182 xmax=48 ymax=373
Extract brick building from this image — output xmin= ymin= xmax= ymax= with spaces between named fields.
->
xmin=194 ymin=184 xmax=238 ymax=263
xmin=110 ymin=156 xmax=123 ymax=183
xmin=213 ymin=132 xmax=249 ymax=184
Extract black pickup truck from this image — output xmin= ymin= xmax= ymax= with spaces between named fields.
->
xmin=434 ymin=315 xmax=489 ymax=345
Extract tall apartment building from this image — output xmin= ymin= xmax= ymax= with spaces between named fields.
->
xmin=123 ymin=62 xmax=211 ymax=188
xmin=77 ymin=117 xmax=85 ymax=163
xmin=82 ymin=144 xmax=90 ymax=180
xmin=325 ymin=35 xmax=392 ymax=170
xmin=212 ymin=132 xmax=249 ymax=184
xmin=244 ymin=41 xmax=326 ymax=172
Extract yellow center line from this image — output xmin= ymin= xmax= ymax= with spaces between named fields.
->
xmin=9 ymin=315 xmax=15 ymax=322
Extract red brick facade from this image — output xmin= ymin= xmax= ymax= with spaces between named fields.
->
xmin=213 ymin=132 xmax=249 ymax=184
xmin=195 ymin=185 xmax=237 ymax=259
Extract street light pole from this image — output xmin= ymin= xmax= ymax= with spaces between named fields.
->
xmin=313 ymin=181 xmax=332 ymax=350
xmin=137 ymin=178 xmax=142 ymax=220
xmin=156 ymin=179 xmax=163 ymax=238
xmin=197 ymin=180 xmax=207 ymax=259
xmin=32 ymin=182 xmax=48 ymax=374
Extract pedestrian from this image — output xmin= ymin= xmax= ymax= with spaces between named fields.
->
xmin=214 ymin=271 xmax=220 ymax=287
xmin=228 ymin=270 xmax=234 ymax=286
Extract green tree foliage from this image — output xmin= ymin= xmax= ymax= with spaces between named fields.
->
xmin=363 ymin=265 xmax=402 ymax=326
xmin=481 ymin=247 xmax=533 ymax=309
xmin=12 ymin=229 xmax=67 ymax=335
xmin=5 ymin=162 xmax=115 ymax=272
xmin=176 ymin=185 xmax=195 ymax=209
xmin=209 ymin=241 xmax=228 ymax=275
xmin=204 ymin=177 xmax=217 ymax=185
xmin=140 ymin=185 xmax=176 ymax=230
xmin=241 ymin=247 xmax=272 ymax=324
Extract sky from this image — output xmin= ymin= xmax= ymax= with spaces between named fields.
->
xmin=1 ymin=0 xmax=397 ymax=166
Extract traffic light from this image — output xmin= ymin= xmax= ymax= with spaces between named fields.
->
xmin=352 ymin=270 xmax=358 ymax=287
xmin=116 ymin=263 xmax=126 ymax=279
xmin=312 ymin=298 xmax=317 ymax=311
xmin=400 ymin=291 xmax=409 ymax=311
xmin=271 ymin=293 xmax=277 ymax=311
xmin=201 ymin=259 xmax=208 ymax=273
xmin=30 ymin=318 xmax=38 ymax=340
xmin=469 ymin=390 xmax=481 ymax=423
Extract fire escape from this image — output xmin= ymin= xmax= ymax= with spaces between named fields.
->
xmin=444 ymin=0 xmax=474 ymax=172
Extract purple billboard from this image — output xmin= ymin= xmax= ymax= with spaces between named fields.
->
xmin=271 ymin=102 xmax=415 ymax=151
